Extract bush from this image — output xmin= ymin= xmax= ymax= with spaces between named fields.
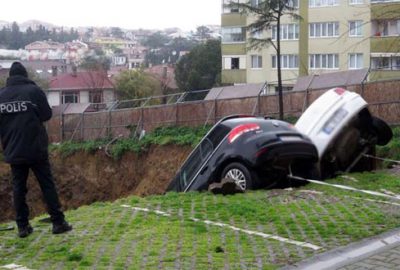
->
xmin=51 ymin=125 xmax=211 ymax=160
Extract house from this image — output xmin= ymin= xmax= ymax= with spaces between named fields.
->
xmin=145 ymin=64 xmax=178 ymax=91
xmin=221 ymin=0 xmax=400 ymax=86
xmin=48 ymin=70 xmax=115 ymax=107
xmin=0 ymin=60 xmax=13 ymax=77
xmin=25 ymin=40 xmax=88 ymax=63
xmin=21 ymin=60 xmax=70 ymax=79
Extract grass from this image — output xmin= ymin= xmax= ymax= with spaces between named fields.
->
xmin=377 ymin=126 xmax=400 ymax=168
xmin=1 ymin=171 xmax=400 ymax=269
xmin=50 ymin=125 xmax=210 ymax=160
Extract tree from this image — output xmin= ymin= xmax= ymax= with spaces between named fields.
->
xmin=228 ymin=0 xmax=299 ymax=120
xmin=196 ymin=26 xmax=211 ymax=40
xmin=114 ymin=69 xmax=160 ymax=100
xmin=0 ymin=69 xmax=49 ymax=90
xmin=110 ymin=27 xmax=124 ymax=39
xmin=80 ymin=49 xmax=111 ymax=71
xmin=175 ymin=39 xmax=221 ymax=91
xmin=143 ymin=32 xmax=170 ymax=49
xmin=10 ymin=22 xmax=23 ymax=49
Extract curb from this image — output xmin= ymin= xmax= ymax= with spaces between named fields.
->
xmin=281 ymin=227 xmax=400 ymax=270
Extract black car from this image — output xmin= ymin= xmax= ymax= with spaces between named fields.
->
xmin=167 ymin=115 xmax=319 ymax=192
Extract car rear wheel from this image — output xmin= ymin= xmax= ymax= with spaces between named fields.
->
xmin=371 ymin=116 xmax=393 ymax=146
xmin=221 ymin=162 xmax=253 ymax=191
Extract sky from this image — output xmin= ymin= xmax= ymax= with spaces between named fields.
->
xmin=0 ymin=0 xmax=221 ymax=31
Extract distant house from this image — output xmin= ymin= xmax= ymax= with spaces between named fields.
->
xmin=21 ymin=60 xmax=70 ymax=79
xmin=25 ymin=40 xmax=88 ymax=62
xmin=0 ymin=60 xmax=13 ymax=77
xmin=48 ymin=70 xmax=115 ymax=107
xmin=145 ymin=64 xmax=178 ymax=91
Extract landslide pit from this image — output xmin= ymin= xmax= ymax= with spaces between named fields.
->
xmin=0 ymin=145 xmax=192 ymax=223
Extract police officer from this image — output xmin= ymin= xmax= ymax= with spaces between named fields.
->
xmin=0 ymin=62 xmax=72 ymax=238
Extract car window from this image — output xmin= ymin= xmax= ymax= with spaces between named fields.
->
xmin=179 ymin=138 xmax=214 ymax=189
xmin=206 ymin=124 xmax=231 ymax=148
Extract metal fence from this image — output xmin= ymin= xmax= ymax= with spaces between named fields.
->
xmin=47 ymin=79 xmax=400 ymax=143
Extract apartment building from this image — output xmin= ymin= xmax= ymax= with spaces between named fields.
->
xmin=221 ymin=0 xmax=400 ymax=89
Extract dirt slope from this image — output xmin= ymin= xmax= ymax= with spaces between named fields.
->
xmin=0 ymin=145 xmax=192 ymax=223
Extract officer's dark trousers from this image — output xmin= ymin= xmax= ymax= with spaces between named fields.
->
xmin=11 ymin=159 xmax=65 ymax=228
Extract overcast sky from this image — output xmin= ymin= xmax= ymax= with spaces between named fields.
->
xmin=1 ymin=0 xmax=221 ymax=31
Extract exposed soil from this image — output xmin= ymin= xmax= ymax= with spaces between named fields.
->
xmin=0 ymin=145 xmax=192 ymax=223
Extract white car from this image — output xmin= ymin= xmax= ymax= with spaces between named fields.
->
xmin=295 ymin=88 xmax=392 ymax=178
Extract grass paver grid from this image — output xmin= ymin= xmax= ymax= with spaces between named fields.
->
xmin=1 ymin=172 xmax=400 ymax=269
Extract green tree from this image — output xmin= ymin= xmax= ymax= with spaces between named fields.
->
xmin=228 ymin=0 xmax=299 ymax=120
xmin=10 ymin=22 xmax=23 ymax=49
xmin=0 ymin=69 xmax=49 ymax=90
xmin=0 ymin=27 xmax=11 ymax=48
xmin=143 ymin=32 xmax=170 ymax=49
xmin=196 ymin=26 xmax=211 ymax=40
xmin=114 ymin=69 xmax=160 ymax=100
xmin=175 ymin=39 xmax=221 ymax=91
xmin=80 ymin=50 xmax=111 ymax=71
xmin=110 ymin=27 xmax=124 ymax=39
xmin=0 ymin=74 xmax=6 ymax=88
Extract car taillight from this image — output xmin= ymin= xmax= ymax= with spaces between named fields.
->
xmin=334 ymin=88 xmax=346 ymax=95
xmin=228 ymin=123 xmax=260 ymax=143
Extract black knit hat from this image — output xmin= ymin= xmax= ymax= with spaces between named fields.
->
xmin=9 ymin=62 xmax=28 ymax=78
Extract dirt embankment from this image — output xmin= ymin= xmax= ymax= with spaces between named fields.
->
xmin=0 ymin=145 xmax=192 ymax=223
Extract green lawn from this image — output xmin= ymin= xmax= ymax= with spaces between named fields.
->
xmin=1 ymin=171 xmax=400 ymax=269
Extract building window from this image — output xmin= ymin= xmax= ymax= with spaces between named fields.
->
xmin=309 ymin=54 xmax=339 ymax=69
xmin=350 ymin=0 xmax=363 ymax=4
xmin=61 ymin=91 xmax=79 ymax=104
xmin=223 ymin=56 xmax=245 ymax=70
xmin=309 ymin=0 xmax=339 ymax=7
xmin=349 ymin=21 xmax=363 ymax=37
xmin=249 ymin=28 xmax=263 ymax=39
xmin=251 ymin=55 xmax=262 ymax=68
xmin=349 ymin=53 xmax=363 ymax=69
xmin=222 ymin=0 xmax=239 ymax=13
xmin=231 ymin=58 xmax=240 ymax=69
xmin=272 ymin=24 xmax=299 ymax=40
xmin=222 ymin=27 xmax=246 ymax=43
xmin=309 ymin=22 xmax=339 ymax=38
xmin=89 ymin=91 xmax=103 ymax=103
xmin=251 ymin=0 xmax=261 ymax=7
xmin=287 ymin=0 xmax=299 ymax=8
xmin=272 ymin=55 xmax=299 ymax=69
xmin=371 ymin=56 xmax=400 ymax=70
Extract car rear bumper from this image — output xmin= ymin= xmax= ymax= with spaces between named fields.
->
xmin=254 ymin=139 xmax=318 ymax=168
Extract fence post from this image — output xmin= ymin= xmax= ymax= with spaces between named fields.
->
xmin=81 ymin=113 xmax=84 ymax=141
xmin=176 ymin=102 xmax=179 ymax=126
xmin=60 ymin=111 xmax=64 ymax=142
xmin=108 ymin=110 xmax=112 ymax=139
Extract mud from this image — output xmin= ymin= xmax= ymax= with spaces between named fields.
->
xmin=0 ymin=145 xmax=192 ymax=223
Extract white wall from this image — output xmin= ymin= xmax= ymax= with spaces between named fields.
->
xmin=47 ymin=91 xmax=60 ymax=107
xmin=80 ymin=91 xmax=89 ymax=103
xmin=103 ymin=90 xmax=115 ymax=103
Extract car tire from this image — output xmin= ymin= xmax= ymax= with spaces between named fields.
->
xmin=221 ymin=162 xmax=254 ymax=191
xmin=371 ymin=116 xmax=393 ymax=146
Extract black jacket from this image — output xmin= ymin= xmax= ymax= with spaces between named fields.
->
xmin=0 ymin=75 xmax=52 ymax=164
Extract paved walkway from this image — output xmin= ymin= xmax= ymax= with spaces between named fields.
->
xmin=339 ymin=244 xmax=400 ymax=270
xmin=282 ymin=228 xmax=400 ymax=270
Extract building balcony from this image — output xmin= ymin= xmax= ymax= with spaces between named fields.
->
xmin=221 ymin=69 xmax=247 ymax=84
xmin=371 ymin=36 xmax=400 ymax=53
xmin=221 ymin=13 xmax=247 ymax=27
xmin=369 ymin=69 xmax=400 ymax=81
xmin=371 ymin=2 xmax=400 ymax=20
xmin=222 ymin=43 xmax=247 ymax=55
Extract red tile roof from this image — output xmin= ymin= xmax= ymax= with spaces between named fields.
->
xmin=49 ymin=71 xmax=114 ymax=91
